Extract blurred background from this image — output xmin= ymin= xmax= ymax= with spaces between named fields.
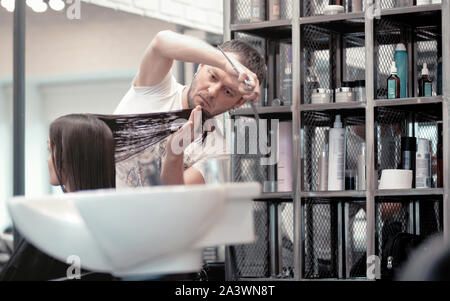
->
xmin=0 ymin=0 xmax=224 ymax=231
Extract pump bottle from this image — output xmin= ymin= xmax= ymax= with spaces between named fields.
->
xmin=387 ymin=61 xmax=400 ymax=99
xmin=418 ymin=63 xmax=433 ymax=97
xmin=328 ymin=115 xmax=346 ymax=191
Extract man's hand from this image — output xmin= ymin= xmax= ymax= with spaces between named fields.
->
xmin=166 ymin=105 xmax=203 ymax=158
xmin=161 ymin=105 xmax=204 ymax=185
xmin=223 ymin=54 xmax=260 ymax=103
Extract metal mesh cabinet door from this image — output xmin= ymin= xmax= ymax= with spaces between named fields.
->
xmin=375 ymin=105 xmax=442 ymax=186
xmin=345 ymin=201 xmax=367 ymax=278
xmin=302 ymin=111 xmax=366 ymax=192
xmin=302 ymin=199 xmax=339 ymax=279
xmin=375 ymin=17 xmax=441 ymax=99
xmin=232 ymin=201 xmax=270 ymax=278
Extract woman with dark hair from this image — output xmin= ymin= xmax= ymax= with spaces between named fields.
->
xmin=0 ymin=114 xmax=117 ymax=281
xmin=48 ymin=114 xmax=116 ymax=192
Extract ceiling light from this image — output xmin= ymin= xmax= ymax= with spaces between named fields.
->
xmin=1 ymin=0 xmax=14 ymax=12
xmin=49 ymin=0 xmax=65 ymax=11
xmin=26 ymin=0 xmax=48 ymax=13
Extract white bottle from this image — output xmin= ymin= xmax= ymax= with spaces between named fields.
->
xmin=416 ymin=138 xmax=432 ymax=188
xmin=417 ymin=0 xmax=431 ymax=5
xmin=328 ymin=115 xmax=346 ymax=191
xmin=277 ymin=121 xmax=293 ymax=192
xmin=358 ymin=142 xmax=366 ymax=191
xmin=318 ymin=144 xmax=329 ymax=191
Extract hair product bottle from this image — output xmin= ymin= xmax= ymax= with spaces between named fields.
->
xmin=251 ymin=0 xmax=266 ymax=22
xmin=318 ymin=144 xmax=329 ymax=191
xmin=265 ymin=122 xmax=278 ymax=193
xmin=418 ymin=63 xmax=433 ymax=97
xmin=269 ymin=0 xmax=281 ymax=20
xmin=278 ymin=121 xmax=293 ymax=192
xmin=328 ymin=115 xmax=346 ymax=191
xmin=400 ymin=136 xmax=417 ymax=188
xmin=281 ymin=45 xmax=293 ymax=105
xmin=394 ymin=43 xmax=408 ymax=98
xmin=437 ymin=57 xmax=442 ymax=95
xmin=387 ymin=61 xmax=401 ymax=99
xmin=437 ymin=122 xmax=443 ymax=187
xmin=416 ymin=138 xmax=432 ymax=189
xmin=306 ymin=66 xmax=320 ymax=103
xmin=358 ymin=142 xmax=366 ymax=191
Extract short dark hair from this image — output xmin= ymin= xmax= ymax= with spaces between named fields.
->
xmin=220 ymin=40 xmax=267 ymax=85
xmin=50 ymin=114 xmax=116 ymax=192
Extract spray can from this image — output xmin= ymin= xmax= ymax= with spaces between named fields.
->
xmin=394 ymin=43 xmax=408 ymax=98
xmin=416 ymin=138 xmax=432 ymax=188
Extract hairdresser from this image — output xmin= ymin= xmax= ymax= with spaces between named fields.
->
xmin=114 ymin=30 xmax=267 ymax=186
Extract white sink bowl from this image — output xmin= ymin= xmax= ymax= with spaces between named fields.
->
xmin=8 ymin=182 xmax=261 ymax=278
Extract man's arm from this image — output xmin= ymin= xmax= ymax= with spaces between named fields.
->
xmin=134 ymin=30 xmax=259 ymax=99
xmin=184 ymin=167 xmax=206 ymax=185
xmin=161 ymin=105 xmax=206 ymax=185
xmin=135 ymin=30 xmax=228 ymax=87
xmin=161 ymin=163 xmax=205 ymax=186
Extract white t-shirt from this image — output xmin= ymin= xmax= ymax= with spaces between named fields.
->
xmin=114 ymin=73 xmax=230 ymax=187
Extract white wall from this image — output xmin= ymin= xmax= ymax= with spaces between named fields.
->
xmin=84 ymin=0 xmax=224 ymax=35
xmin=0 ymin=83 xmax=13 ymax=230
xmin=0 ymin=4 xmax=178 ymax=77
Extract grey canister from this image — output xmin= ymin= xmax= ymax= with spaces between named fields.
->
xmin=335 ymin=87 xmax=355 ymax=103
xmin=354 ymin=80 xmax=366 ymax=102
xmin=311 ymin=88 xmax=333 ymax=104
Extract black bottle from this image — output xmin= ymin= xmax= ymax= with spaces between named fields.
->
xmin=437 ymin=122 xmax=443 ymax=188
xmin=400 ymin=137 xmax=417 ymax=188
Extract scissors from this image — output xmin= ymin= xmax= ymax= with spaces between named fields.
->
xmin=217 ymin=46 xmax=260 ymax=121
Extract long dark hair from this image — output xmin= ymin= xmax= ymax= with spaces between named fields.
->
xmin=95 ymin=108 xmax=207 ymax=163
xmin=49 ymin=114 xmax=116 ymax=192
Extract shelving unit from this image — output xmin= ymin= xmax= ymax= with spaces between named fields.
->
xmin=224 ymin=0 xmax=449 ymax=281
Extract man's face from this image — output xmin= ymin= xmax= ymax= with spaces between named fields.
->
xmin=187 ymin=54 xmax=248 ymax=118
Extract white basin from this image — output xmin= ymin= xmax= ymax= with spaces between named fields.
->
xmin=7 ymin=182 xmax=261 ymax=278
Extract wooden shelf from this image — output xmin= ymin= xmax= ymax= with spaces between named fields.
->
xmin=231 ymin=19 xmax=292 ymax=40
xmin=375 ymin=188 xmax=444 ymax=197
xmin=300 ymin=191 xmax=366 ymax=199
xmin=230 ymin=105 xmax=292 ymax=119
xmin=374 ymin=96 xmax=443 ymax=108
xmin=254 ymin=191 xmax=293 ymax=201
xmin=300 ymin=102 xmax=366 ymax=112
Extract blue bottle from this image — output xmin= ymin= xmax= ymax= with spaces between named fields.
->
xmin=394 ymin=43 xmax=408 ymax=98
